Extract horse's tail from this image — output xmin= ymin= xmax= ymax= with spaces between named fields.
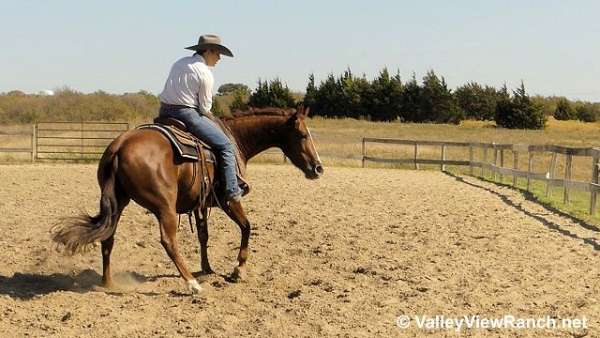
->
xmin=52 ymin=141 xmax=122 ymax=255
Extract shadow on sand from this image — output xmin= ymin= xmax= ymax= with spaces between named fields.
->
xmin=0 ymin=269 xmax=102 ymax=300
xmin=0 ymin=269 xmax=228 ymax=300
xmin=444 ymin=171 xmax=600 ymax=251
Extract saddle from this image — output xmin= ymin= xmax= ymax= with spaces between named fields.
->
xmin=139 ymin=117 xmax=214 ymax=162
xmin=137 ymin=117 xmax=250 ymax=198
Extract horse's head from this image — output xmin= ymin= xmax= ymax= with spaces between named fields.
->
xmin=280 ymin=106 xmax=323 ymax=179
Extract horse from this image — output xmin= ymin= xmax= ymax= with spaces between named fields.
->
xmin=52 ymin=106 xmax=323 ymax=293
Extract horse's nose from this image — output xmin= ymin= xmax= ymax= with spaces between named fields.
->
xmin=313 ymin=163 xmax=324 ymax=176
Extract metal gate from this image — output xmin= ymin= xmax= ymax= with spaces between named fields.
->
xmin=35 ymin=121 xmax=129 ymax=160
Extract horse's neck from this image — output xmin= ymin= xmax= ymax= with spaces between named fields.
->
xmin=226 ymin=116 xmax=285 ymax=163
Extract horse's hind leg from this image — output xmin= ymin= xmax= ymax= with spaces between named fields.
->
xmin=101 ymin=236 xmax=115 ymax=287
xmin=222 ymin=200 xmax=251 ymax=282
xmin=158 ymin=209 xmax=201 ymax=293
xmin=101 ymin=195 xmax=130 ymax=288
xmin=194 ymin=208 xmax=213 ymax=274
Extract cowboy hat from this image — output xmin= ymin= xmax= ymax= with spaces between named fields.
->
xmin=185 ymin=34 xmax=234 ymax=57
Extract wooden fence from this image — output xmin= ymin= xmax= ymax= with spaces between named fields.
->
xmin=0 ymin=126 xmax=36 ymax=161
xmin=362 ymin=137 xmax=600 ymax=215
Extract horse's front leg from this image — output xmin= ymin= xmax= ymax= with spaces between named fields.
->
xmin=157 ymin=209 xmax=201 ymax=293
xmin=194 ymin=208 xmax=213 ymax=274
xmin=222 ymin=199 xmax=251 ymax=282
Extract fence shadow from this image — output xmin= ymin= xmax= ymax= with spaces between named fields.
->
xmin=444 ymin=171 xmax=600 ymax=251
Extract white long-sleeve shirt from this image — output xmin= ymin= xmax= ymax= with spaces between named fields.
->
xmin=159 ymin=54 xmax=214 ymax=115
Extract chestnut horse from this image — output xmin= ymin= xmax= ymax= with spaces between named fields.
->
xmin=52 ymin=106 xmax=322 ymax=293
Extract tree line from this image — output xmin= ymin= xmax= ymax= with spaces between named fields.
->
xmin=230 ymin=69 xmax=598 ymax=129
xmin=1 ymin=70 xmax=598 ymax=129
xmin=0 ymin=88 xmax=159 ymax=124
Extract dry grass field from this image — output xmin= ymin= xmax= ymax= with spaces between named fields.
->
xmin=2 ymin=117 xmax=600 ymax=224
xmin=0 ymin=163 xmax=599 ymax=337
xmin=3 ymin=117 xmax=600 ymax=166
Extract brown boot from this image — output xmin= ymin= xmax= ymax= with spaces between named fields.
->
xmin=237 ymin=175 xmax=251 ymax=196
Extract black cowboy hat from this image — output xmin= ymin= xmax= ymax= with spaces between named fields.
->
xmin=185 ymin=34 xmax=234 ymax=57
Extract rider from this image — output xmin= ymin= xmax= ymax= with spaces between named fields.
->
xmin=158 ymin=34 xmax=242 ymax=204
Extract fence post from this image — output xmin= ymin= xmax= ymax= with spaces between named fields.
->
xmin=590 ymin=155 xmax=599 ymax=215
xmin=441 ymin=144 xmax=446 ymax=171
xmin=499 ymin=149 xmax=505 ymax=183
xmin=512 ymin=150 xmax=519 ymax=186
xmin=469 ymin=145 xmax=474 ymax=175
xmin=527 ymin=151 xmax=534 ymax=192
xmin=31 ymin=124 xmax=37 ymax=163
xmin=493 ymin=143 xmax=498 ymax=181
xmin=414 ymin=142 xmax=419 ymax=170
xmin=482 ymin=146 xmax=488 ymax=177
xmin=564 ymin=153 xmax=573 ymax=204
xmin=361 ymin=138 xmax=365 ymax=168
xmin=546 ymin=152 xmax=557 ymax=197
xmin=80 ymin=120 xmax=84 ymax=160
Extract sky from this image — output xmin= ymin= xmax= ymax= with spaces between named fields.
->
xmin=1 ymin=0 xmax=599 ymax=101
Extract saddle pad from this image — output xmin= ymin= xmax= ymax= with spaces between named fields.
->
xmin=137 ymin=124 xmax=213 ymax=162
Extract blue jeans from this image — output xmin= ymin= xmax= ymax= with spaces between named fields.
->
xmin=159 ymin=105 xmax=242 ymax=199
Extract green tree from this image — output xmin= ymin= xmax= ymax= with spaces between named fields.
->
xmin=217 ymin=83 xmax=250 ymax=96
xmin=269 ymin=79 xmax=296 ymax=108
xmin=248 ymin=78 xmax=296 ymax=108
xmin=553 ymin=97 xmax=576 ymax=120
xmin=399 ymin=74 xmax=421 ymax=122
xmin=368 ymin=68 xmax=403 ymax=121
xmin=337 ymin=68 xmax=369 ymax=119
xmin=311 ymin=74 xmax=341 ymax=117
xmin=6 ymin=90 xmax=26 ymax=96
xmin=495 ymin=82 xmax=546 ymax=129
xmin=303 ymin=73 xmax=317 ymax=114
xmin=575 ymin=103 xmax=597 ymax=122
xmin=454 ymin=82 xmax=498 ymax=120
xmin=229 ymin=88 xmax=250 ymax=112
xmin=419 ymin=70 xmax=463 ymax=124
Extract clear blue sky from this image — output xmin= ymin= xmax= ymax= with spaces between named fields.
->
xmin=2 ymin=0 xmax=599 ymax=101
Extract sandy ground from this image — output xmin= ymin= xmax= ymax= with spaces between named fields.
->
xmin=0 ymin=163 xmax=599 ymax=337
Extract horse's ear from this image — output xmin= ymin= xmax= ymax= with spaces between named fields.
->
xmin=287 ymin=109 xmax=299 ymax=124
xmin=295 ymin=104 xmax=307 ymax=118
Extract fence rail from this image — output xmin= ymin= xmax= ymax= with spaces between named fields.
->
xmin=362 ymin=137 xmax=600 ymax=215
xmin=34 ymin=121 xmax=129 ymax=160
xmin=1 ymin=122 xmax=300 ymax=163
xmin=0 ymin=127 xmax=36 ymax=161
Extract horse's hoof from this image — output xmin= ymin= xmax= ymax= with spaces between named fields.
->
xmin=187 ymin=279 xmax=203 ymax=294
xmin=99 ymin=280 xmax=114 ymax=289
xmin=92 ymin=284 xmax=111 ymax=292
xmin=230 ymin=266 xmax=246 ymax=283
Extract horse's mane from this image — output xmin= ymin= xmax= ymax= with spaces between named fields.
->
xmin=222 ymin=106 xmax=297 ymax=121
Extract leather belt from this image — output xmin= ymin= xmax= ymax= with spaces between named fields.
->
xmin=160 ymin=102 xmax=198 ymax=110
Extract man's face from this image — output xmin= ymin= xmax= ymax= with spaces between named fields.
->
xmin=203 ymin=49 xmax=221 ymax=67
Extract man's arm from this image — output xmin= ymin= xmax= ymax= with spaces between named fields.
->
xmin=197 ymin=69 xmax=214 ymax=115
